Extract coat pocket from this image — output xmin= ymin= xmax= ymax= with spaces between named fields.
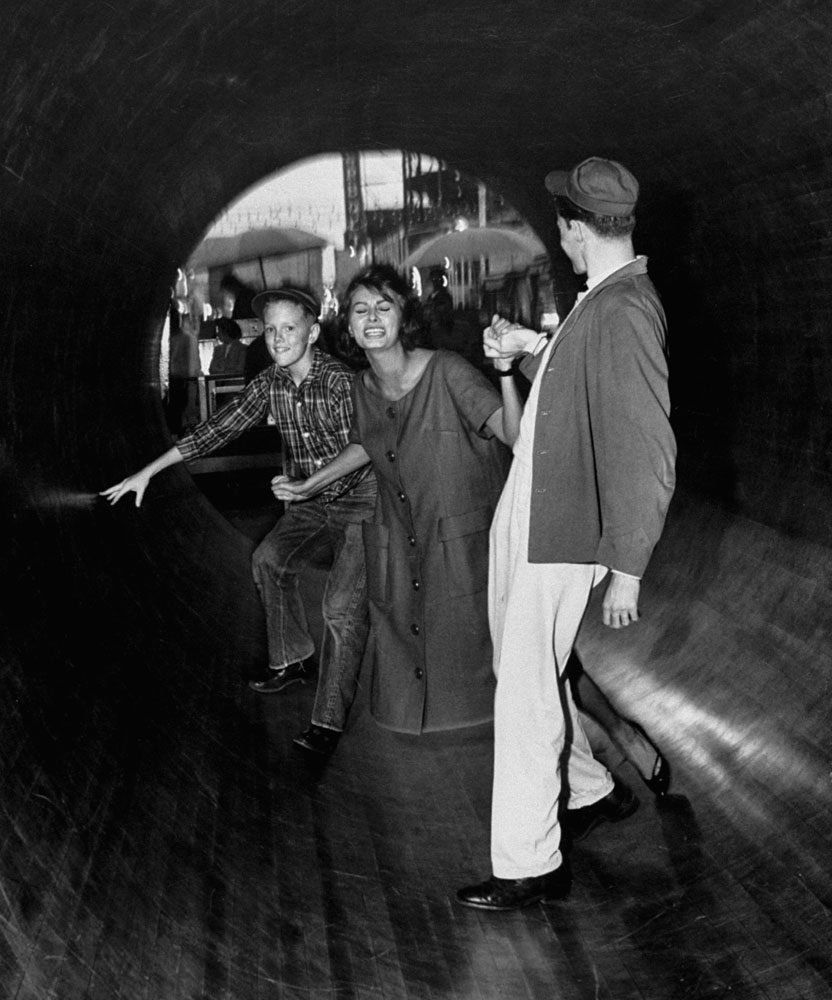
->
xmin=362 ymin=522 xmax=390 ymax=606
xmin=437 ymin=506 xmax=493 ymax=597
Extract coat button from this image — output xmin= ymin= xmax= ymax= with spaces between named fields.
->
xmin=386 ymin=450 xmax=396 ymax=461
xmin=410 ymin=623 xmax=420 ymax=635
xmin=386 ymin=406 xmax=396 ymax=419
xmin=411 ymin=579 xmax=420 ymax=591
xmin=398 ymin=491 xmax=406 ymax=502
xmin=415 ymin=668 xmax=424 ymax=679
xmin=408 ymin=535 xmax=416 ymax=546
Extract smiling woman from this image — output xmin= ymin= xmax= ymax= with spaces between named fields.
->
xmin=273 ymin=262 xmax=520 ymax=734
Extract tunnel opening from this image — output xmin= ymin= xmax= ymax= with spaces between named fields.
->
xmin=147 ymin=148 xmax=557 ymax=533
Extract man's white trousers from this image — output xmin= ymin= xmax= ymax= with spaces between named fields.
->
xmin=488 ymin=452 xmax=613 ymax=879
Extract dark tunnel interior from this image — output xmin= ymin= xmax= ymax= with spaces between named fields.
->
xmin=3 ymin=2 xmax=832 ymax=997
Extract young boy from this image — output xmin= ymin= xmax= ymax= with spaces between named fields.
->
xmin=102 ymin=285 xmax=376 ymax=756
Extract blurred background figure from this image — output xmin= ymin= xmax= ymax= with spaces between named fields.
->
xmin=209 ymin=317 xmax=247 ymax=377
xmin=219 ymin=272 xmax=256 ymax=320
xmin=423 ymin=266 xmax=454 ymax=348
xmin=165 ymin=304 xmax=200 ymax=437
xmin=183 ymin=267 xmax=206 ymax=337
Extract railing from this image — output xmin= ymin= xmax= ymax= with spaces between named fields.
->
xmin=176 ymin=375 xmax=282 ymax=475
xmin=198 ymin=374 xmax=246 ymax=421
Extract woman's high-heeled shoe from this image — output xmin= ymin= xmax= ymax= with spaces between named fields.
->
xmin=624 ymin=719 xmax=671 ymax=798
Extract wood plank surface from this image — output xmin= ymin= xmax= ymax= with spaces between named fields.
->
xmin=4 ymin=490 xmax=832 ymax=999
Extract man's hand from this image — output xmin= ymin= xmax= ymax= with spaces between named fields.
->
xmin=602 ymin=573 xmax=640 ymax=629
xmin=483 ymin=314 xmax=540 ymax=359
xmin=271 ymin=474 xmax=312 ymax=503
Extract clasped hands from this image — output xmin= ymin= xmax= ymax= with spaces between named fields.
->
xmin=483 ymin=314 xmax=539 ymax=364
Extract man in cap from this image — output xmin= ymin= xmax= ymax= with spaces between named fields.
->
xmin=456 ymin=158 xmax=676 ymax=910
xmin=102 ymin=285 xmax=376 ymax=757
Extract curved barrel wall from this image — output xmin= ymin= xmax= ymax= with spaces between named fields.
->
xmin=2 ymin=2 xmax=831 ymax=995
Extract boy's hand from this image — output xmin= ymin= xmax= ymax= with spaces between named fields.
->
xmin=271 ymin=474 xmax=311 ymax=502
xmin=99 ymin=471 xmax=151 ymax=507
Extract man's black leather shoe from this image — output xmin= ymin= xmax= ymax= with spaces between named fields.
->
xmin=456 ymin=864 xmax=571 ymax=911
xmin=292 ymin=724 xmax=341 ymax=756
xmin=248 ymin=659 xmax=316 ymax=694
xmin=564 ymin=777 xmax=639 ymax=842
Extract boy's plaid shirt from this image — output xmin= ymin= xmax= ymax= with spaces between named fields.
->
xmin=177 ymin=349 xmax=372 ymax=502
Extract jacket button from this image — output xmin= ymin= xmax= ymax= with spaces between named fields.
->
xmin=386 ymin=450 xmax=396 ymax=461
xmin=410 ymin=623 xmax=420 ymax=635
xmin=411 ymin=579 xmax=420 ymax=591
xmin=398 ymin=491 xmax=406 ymax=502
xmin=386 ymin=406 xmax=396 ymax=419
xmin=408 ymin=535 xmax=416 ymax=546
xmin=415 ymin=668 xmax=424 ymax=679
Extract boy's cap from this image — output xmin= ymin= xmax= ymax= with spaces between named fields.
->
xmin=251 ymin=286 xmax=321 ymax=320
xmin=545 ymin=157 xmax=639 ymax=217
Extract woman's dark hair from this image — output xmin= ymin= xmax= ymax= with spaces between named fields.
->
xmin=337 ymin=264 xmax=427 ymax=364
xmin=554 ymin=195 xmax=636 ymax=239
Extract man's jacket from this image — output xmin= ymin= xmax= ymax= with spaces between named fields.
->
xmin=518 ymin=257 xmax=676 ymax=577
